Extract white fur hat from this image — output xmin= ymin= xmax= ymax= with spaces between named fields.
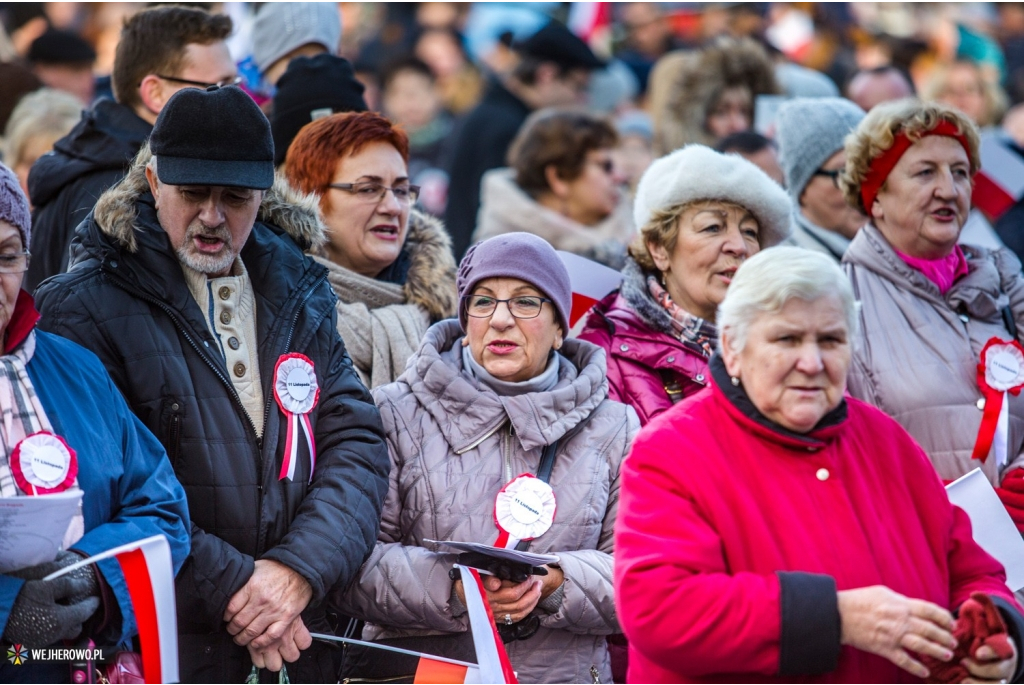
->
xmin=633 ymin=144 xmax=793 ymax=247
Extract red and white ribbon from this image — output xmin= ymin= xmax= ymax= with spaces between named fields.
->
xmin=10 ymin=431 xmax=77 ymax=495
xmin=273 ymin=353 xmax=319 ymax=482
xmin=493 ymin=474 xmax=556 ymax=549
xmin=973 ymin=337 xmax=1024 ymax=466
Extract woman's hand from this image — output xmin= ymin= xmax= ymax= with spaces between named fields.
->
xmin=539 ymin=565 xmax=564 ymax=599
xmin=837 ymin=585 xmax=957 ymax=679
xmin=963 ymin=642 xmax=1018 ymax=684
xmin=454 ymin=575 xmax=543 ymax=623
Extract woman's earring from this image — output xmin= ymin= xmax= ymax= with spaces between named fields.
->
xmin=730 ymin=376 xmax=740 ymax=387
xmin=461 ymin=337 xmax=470 ymax=347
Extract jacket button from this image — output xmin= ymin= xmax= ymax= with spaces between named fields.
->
xmin=220 ymin=310 xmax=231 ymax=324
xmin=218 ymin=286 xmax=231 ymax=300
xmin=234 ymin=362 xmax=246 ymax=377
xmin=816 ymin=468 xmax=829 ymax=481
xmin=170 ymin=402 xmax=179 ymax=411
xmin=695 ymin=374 xmax=705 ymax=382
xmin=977 ymin=397 xmax=986 ymax=410
xmin=619 ymin=344 xmax=629 ymax=352
xmin=959 ymin=314 xmax=970 ymax=323
xmin=203 ymin=646 xmax=211 ymax=655
xmin=228 ymin=336 xmax=240 ymax=350
xmin=667 ymin=356 xmax=675 ymax=363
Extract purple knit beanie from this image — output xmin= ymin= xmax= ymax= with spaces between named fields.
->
xmin=0 ymin=163 xmax=30 ymax=249
xmin=457 ymin=232 xmax=572 ymax=333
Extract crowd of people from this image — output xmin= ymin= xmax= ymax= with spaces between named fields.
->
xmin=2 ymin=2 xmax=1024 ymax=684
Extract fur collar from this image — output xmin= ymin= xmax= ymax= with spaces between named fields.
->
xmin=618 ymin=257 xmax=677 ymax=336
xmin=93 ymin=143 xmax=326 ymax=254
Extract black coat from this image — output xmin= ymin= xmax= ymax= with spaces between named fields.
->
xmin=27 ymin=99 xmax=152 ymax=292
xmin=35 ymin=156 xmax=390 ymax=683
xmin=442 ymin=79 xmax=531 ymax=261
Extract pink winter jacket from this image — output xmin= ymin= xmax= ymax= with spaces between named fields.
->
xmin=578 ymin=259 xmax=711 ymax=425
xmin=615 ymin=359 xmax=1024 ymax=683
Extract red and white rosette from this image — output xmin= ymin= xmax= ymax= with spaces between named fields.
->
xmin=973 ymin=337 xmax=1024 ymax=467
xmin=10 ymin=431 xmax=78 ymax=495
xmin=493 ymin=473 xmax=557 ymax=549
xmin=274 ymin=353 xmax=320 ymax=483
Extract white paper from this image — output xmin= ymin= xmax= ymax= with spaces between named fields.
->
xmin=0 ymin=489 xmax=83 ymax=573
xmin=946 ymin=469 xmax=1024 ymax=591
xmin=425 ymin=539 xmax=559 ymax=567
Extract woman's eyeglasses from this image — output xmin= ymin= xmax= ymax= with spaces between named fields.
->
xmin=328 ymin=182 xmax=420 ymax=206
xmin=0 ymin=251 xmax=30 ymax=274
xmin=813 ymin=168 xmax=842 ymax=189
xmin=464 ymin=295 xmax=553 ymax=319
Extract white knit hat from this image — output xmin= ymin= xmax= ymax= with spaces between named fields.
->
xmin=633 ymin=144 xmax=793 ymax=247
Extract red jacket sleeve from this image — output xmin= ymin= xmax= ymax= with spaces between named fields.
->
xmin=614 ymin=420 xmax=784 ymax=677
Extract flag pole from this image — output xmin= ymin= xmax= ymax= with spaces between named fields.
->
xmin=309 ymin=633 xmax=477 ymax=670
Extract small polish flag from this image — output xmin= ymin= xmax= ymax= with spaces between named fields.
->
xmin=974 ymin=133 xmax=1024 ymax=221
xmin=45 ymin=535 xmax=178 ymax=684
xmin=567 ymin=2 xmax=612 ymax=55
xmin=557 ymin=251 xmax=623 ymax=328
xmin=457 ymin=565 xmax=517 ymax=684
xmin=309 ymin=634 xmax=484 ymax=683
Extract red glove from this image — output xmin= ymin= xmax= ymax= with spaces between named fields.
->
xmin=995 ymin=468 xmax=1024 ymax=534
xmin=922 ymin=592 xmax=1013 ymax=683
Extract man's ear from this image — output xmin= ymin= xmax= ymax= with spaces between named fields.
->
xmin=138 ymin=75 xmax=167 ymax=119
xmin=145 ymin=162 xmax=161 ymax=207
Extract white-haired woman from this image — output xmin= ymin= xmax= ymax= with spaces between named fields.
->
xmin=615 ymin=247 xmax=1024 ymax=683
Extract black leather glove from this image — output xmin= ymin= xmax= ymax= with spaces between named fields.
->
xmin=451 ymin=551 xmax=548 ymax=584
xmin=9 ymin=550 xmax=100 ymax=604
xmin=2 ymin=575 xmax=100 ymax=647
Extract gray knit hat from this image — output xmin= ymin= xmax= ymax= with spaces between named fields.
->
xmin=0 ymin=163 xmax=30 ymax=249
xmin=457 ymin=233 xmax=572 ymax=334
xmin=775 ymin=97 xmax=865 ymax=204
xmin=252 ymin=2 xmax=342 ymax=74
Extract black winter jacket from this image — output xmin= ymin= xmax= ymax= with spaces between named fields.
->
xmin=442 ymin=78 xmax=530 ymax=261
xmin=35 ymin=150 xmax=390 ymax=682
xmin=27 ymin=99 xmax=151 ymax=292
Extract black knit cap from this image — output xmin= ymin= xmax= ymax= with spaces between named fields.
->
xmin=151 ymin=85 xmax=274 ymax=190
xmin=514 ymin=21 xmax=604 ymax=70
xmin=28 ymin=28 xmax=97 ymax=65
xmin=271 ymin=54 xmax=367 ymax=166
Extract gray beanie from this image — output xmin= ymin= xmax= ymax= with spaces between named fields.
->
xmin=0 ymin=163 xmax=30 ymax=249
xmin=457 ymin=233 xmax=572 ymax=334
xmin=775 ymin=97 xmax=865 ymax=204
xmin=252 ymin=2 xmax=342 ymax=74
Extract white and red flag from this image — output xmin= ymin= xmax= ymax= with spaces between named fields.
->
xmin=45 ymin=534 xmax=178 ymax=684
xmin=557 ymin=251 xmax=622 ymax=328
xmin=456 ymin=564 xmax=518 ymax=684
xmin=567 ymin=2 xmax=612 ymax=55
xmin=974 ymin=133 xmax=1024 ymax=221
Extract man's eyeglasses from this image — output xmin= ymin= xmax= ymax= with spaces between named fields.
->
xmin=328 ymin=182 xmax=420 ymax=206
xmin=813 ymin=169 xmax=842 ymax=189
xmin=0 ymin=251 xmax=31 ymax=275
xmin=464 ymin=295 xmax=553 ymax=320
xmin=153 ymin=74 xmax=243 ymax=89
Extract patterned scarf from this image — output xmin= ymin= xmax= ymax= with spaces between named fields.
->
xmin=647 ymin=275 xmax=719 ymax=359
xmin=0 ymin=325 xmax=84 ymax=547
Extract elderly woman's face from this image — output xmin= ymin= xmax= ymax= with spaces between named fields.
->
xmin=322 ymin=141 xmax=411 ymax=278
xmin=463 ymin=277 xmax=563 ymax=383
xmin=649 ymin=202 xmax=760 ymax=321
xmin=723 ymin=295 xmax=851 ymax=434
xmin=0 ymin=221 xmax=24 ymax=336
xmin=872 ymin=136 xmax=971 ymax=260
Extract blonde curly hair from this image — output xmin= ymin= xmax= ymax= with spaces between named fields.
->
xmin=839 ymin=98 xmax=980 ymax=214
xmin=629 ymin=200 xmax=753 ymax=272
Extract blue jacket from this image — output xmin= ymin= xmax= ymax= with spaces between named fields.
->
xmin=0 ymin=330 xmax=190 ymax=646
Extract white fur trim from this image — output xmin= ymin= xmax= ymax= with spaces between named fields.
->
xmin=633 ymin=144 xmax=793 ymax=247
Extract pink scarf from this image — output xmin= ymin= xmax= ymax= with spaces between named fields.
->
xmin=895 ymin=245 xmax=969 ymax=295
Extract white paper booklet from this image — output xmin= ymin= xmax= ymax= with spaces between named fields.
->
xmin=946 ymin=469 xmax=1024 ymax=591
xmin=0 ymin=488 xmax=83 ymax=573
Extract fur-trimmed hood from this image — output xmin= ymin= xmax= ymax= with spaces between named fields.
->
xmin=649 ymin=38 xmax=779 ymax=154
xmin=93 ymin=143 xmax=326 ymax=253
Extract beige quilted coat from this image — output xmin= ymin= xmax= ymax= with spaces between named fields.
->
xmin=335 ymin=319 xmax=639 ymax=684
xmin=843 ymin=223 xmax=1024 ymax=485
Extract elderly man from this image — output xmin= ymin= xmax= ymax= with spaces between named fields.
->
xmin=776 ymin=97 xmax=867 ymax=262
xmin=35 ymin=86 xmax=390 ymax=683
xmin=846 ymin=65 xmax=914 ymax=111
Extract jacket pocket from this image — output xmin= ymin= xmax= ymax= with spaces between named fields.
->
xmin=162 ymin=398 xmax=184 ymax=468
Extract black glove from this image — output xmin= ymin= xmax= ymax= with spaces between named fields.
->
xmin=9 ymin=550 xmax=100 ymax=604
xmin=450 ymin=552 xmax=548 ymax=584
xmin=2 ymin=575 xmax=100 ymax=647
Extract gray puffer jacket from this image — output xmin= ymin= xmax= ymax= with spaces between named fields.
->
xmin=336 ymin=319 xmax=639 ymax=684
xmin=843 ymin=222 xmax=1024 ymax=485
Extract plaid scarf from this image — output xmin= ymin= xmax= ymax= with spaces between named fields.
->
xmin=0 ymin=330 xmax=83 ymax=546
xmin=647 ymin=275 xmax=719 ymax=359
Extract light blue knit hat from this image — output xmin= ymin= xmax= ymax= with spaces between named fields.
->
xmin=775 ymin=97 xmax=865 ymax=204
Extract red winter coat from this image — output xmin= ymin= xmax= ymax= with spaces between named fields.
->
xmin=615 ymin=362 xmax=1024 ymax=684
xmin=579 ymin=289 xmax=710 ymax=426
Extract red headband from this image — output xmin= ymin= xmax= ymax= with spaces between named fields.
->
xmin=859 ymin=120 xmax=973 ymax=211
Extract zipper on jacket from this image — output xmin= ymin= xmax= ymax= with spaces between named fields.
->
xmin=503 ymin=422 xmax=514 ymax=483
xmin=168 ymin=408 xmax=182 ymax=467
xmin=453 ymin=419 xmax=506 ymax=455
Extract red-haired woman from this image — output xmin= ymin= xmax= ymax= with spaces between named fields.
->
xmin=285 ymin=111 xmax=457 ymax=388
